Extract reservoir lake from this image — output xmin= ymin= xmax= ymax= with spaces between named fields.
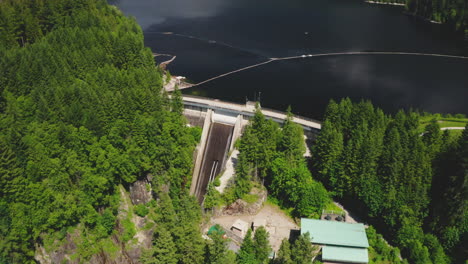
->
xmin=113 ymin=0 xmax=468 ymax=119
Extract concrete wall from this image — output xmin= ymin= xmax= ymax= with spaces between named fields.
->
xmin=184 ymin=108 xmax=207 ymax=127
xmin=230 ymin=114 xmax=243 ymax=152
xmin=190 ymin=109 xmax=212 ymax=195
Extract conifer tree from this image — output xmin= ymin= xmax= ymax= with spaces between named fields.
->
xmin=279 ymin=107 xmax=305 ymax=161
xmin=171 ymin=86 xmax=184 ymax=116
xmin=291 ymin=232 xmax=315 ymax=264
xmin=253 ymin=226 xmax=271 ymax=263
xmin=237 ymin=229 xmax=256 ymax=264
xmin=141 ymin=227 xmax=178 ymax=264
xmin=205 ymin=229 xmax=229 ymax=264
xmin=234 ymin=154 xmax=252 ymax=199
xmin=275 ymin=238 xmax=293 ymax=264
xmin=156 ymin=192 xmax=176 ymax=229
xmin=312 ymin=120 xmax=344 ymax=190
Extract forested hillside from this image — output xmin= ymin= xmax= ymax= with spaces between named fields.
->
xmin=0 ymin=0 xmax=202 ymax=262
xmin=313 ymin=98 xmax=467 ymax=263
xmin=372 ymin=0 xmax=468 ymax=36
xmin=407 ymin=0 xmax=467 ymax=33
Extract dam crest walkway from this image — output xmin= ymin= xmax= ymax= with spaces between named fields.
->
xmin=182 ymin=95 xmax=322 ymax=131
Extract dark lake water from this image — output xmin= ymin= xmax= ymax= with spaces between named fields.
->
xmin=113 ymin=0 xmax=468 ymax=119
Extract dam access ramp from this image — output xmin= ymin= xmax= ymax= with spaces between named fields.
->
xmin=194 ymin=122 xmax=234 ymax=203
xmin=189 ymin=108 xmax=240 ymax=204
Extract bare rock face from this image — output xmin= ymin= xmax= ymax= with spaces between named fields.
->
xmin=35 ymin=231 xmax=79 ymax=264
xmin=35 ymin=186 xmax=155 ymax=264
xmin=129 ymin=175 xmax=153 ymax=205
xmin=222 ymin=199 xmax=249 ymax=215
xmin=218 ymin=188 xmax=267 ymax=216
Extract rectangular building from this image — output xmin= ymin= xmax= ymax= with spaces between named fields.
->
xmin=300 ymin=218 xmax=369 ymax=264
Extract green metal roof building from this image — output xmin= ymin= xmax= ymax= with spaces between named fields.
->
xmin=300 ymin=218 xmax=369 ymax=264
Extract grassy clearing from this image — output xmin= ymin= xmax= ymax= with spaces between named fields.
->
xmin=242 ymin=193 xmax=259 ymax=204
xmin=436 ymin=120 xmax=468 ymax=128
xmin=324 ymin=202 xmax=345 ymax=214
xmin=419 ymin=115 xmax=468 ymax=132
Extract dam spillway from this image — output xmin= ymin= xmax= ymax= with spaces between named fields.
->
xmin=185 ymin=95 xmax=321 ymax=205
xmin=194 ymin=122 xmax=234 ymax=204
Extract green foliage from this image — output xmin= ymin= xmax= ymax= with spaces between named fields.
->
xmin=155 ymin=192 xmax=176 ymax=228
xmin=313 ymin=98 xmax=456 ymax=263
xmin=279 ymin=107 xmax=306 ymax=161
xmin=367 ymin=226 xmax=405 ymax=263
xmin=205 ymin=230 xmax=230 ymax=264
xmin=275 ymin=238 xmax=293 ymax=264
xmin=172 ymin=195 xmax=205 ymax=264
xmin=253 ymin=226 xmax=272 ymax=263
xmin=141 ymin=227 xmax=178 ymax=264
xmin=189 ymin=126 xmax=203 ymax=143
xmin=122 ymin=217 xmax=136 ymax=243
xmin=238 ymin=104 xmax=280 ymax=179
xmin=144 ymin=193 xmax=205 ymax=264
xmin=165 ymin=71 xmax=172 ymax=84
xmin=134 ymin=204 xmax=149 ymax=217
xmin=204 ymin=183 xmax=222 ymax=209
xmin=235 ymin=106 xmax=330 ymax=218
xmin=100 ymin=208 xmax=116 ymax=235
xmin=242 ymin=193 xmax=259 ymax=204
xmin=237 ymin=229 xmax=256 ymax=264
xmin=405 ymin=0 xmax=468 ymax=34
xmin=213 ymin=176 xmax=221 ymax=187
xmin=0 ymin=0 xmax=200 ymax=262
xmin=271 ymin=234 xmax=317 ymax=264
xmin=233 ymin=154 xmax=253 ymax=200
xmin=291 ymin=232 xmax=316 ymax=264
xmin=428 ymin=124 xmax=467 ymax=262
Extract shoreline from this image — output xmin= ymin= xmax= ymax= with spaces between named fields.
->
xmin=403 ymin=12 xmax=443 ymax=24
xmin=365 ymin=1 xmax=446 ymax=25
xmin=365 ymin=1 xmax=405 ymax=6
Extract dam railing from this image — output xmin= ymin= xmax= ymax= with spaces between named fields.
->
xmin=181 ymin=95 xmax=322 ymax=130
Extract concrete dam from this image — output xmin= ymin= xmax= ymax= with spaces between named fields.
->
xmin=182 ymin=95 xmax=321 ymax=205
xmin=194 ymin=122 xmax=234 ymax=203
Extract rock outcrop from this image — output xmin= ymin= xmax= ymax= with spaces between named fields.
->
xmin=129 ymin=174 xmax=153 ymax=205
xmin=35 ymin=185 xmax=155 ymax=264
xmin=216 ymin=187 xmax=267 ymax=216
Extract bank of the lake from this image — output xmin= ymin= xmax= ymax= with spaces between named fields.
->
xmin=365 ymin=1 xmax=405 ymax=6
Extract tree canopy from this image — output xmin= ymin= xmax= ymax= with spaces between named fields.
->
xmin=0 ymin=0 xmax=200 ymax=262
xmin=313 ymin=98 xmax=466 ymax=263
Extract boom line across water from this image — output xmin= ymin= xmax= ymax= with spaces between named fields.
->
xmin=177 ymin=51 xmax=468 ymax=88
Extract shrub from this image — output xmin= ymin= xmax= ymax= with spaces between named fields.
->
xmin=122 ymin=218 xmax=136 ymax=242
xmin=213 ymin=177 xmax=221 ymax=187
xmin=134 ymin=204 xmax=149 ymax=217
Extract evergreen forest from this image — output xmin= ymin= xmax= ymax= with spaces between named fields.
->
xmin=0 ymin=0 xmax=466 ymax=264
xmin=0 ymin=0 xmax=201 ymax=262
xmin=313 ymin=98 xmax=467 ymax=263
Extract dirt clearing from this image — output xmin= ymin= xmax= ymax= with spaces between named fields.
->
xmin=211 ymin=203 xmax=298 ymax=251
